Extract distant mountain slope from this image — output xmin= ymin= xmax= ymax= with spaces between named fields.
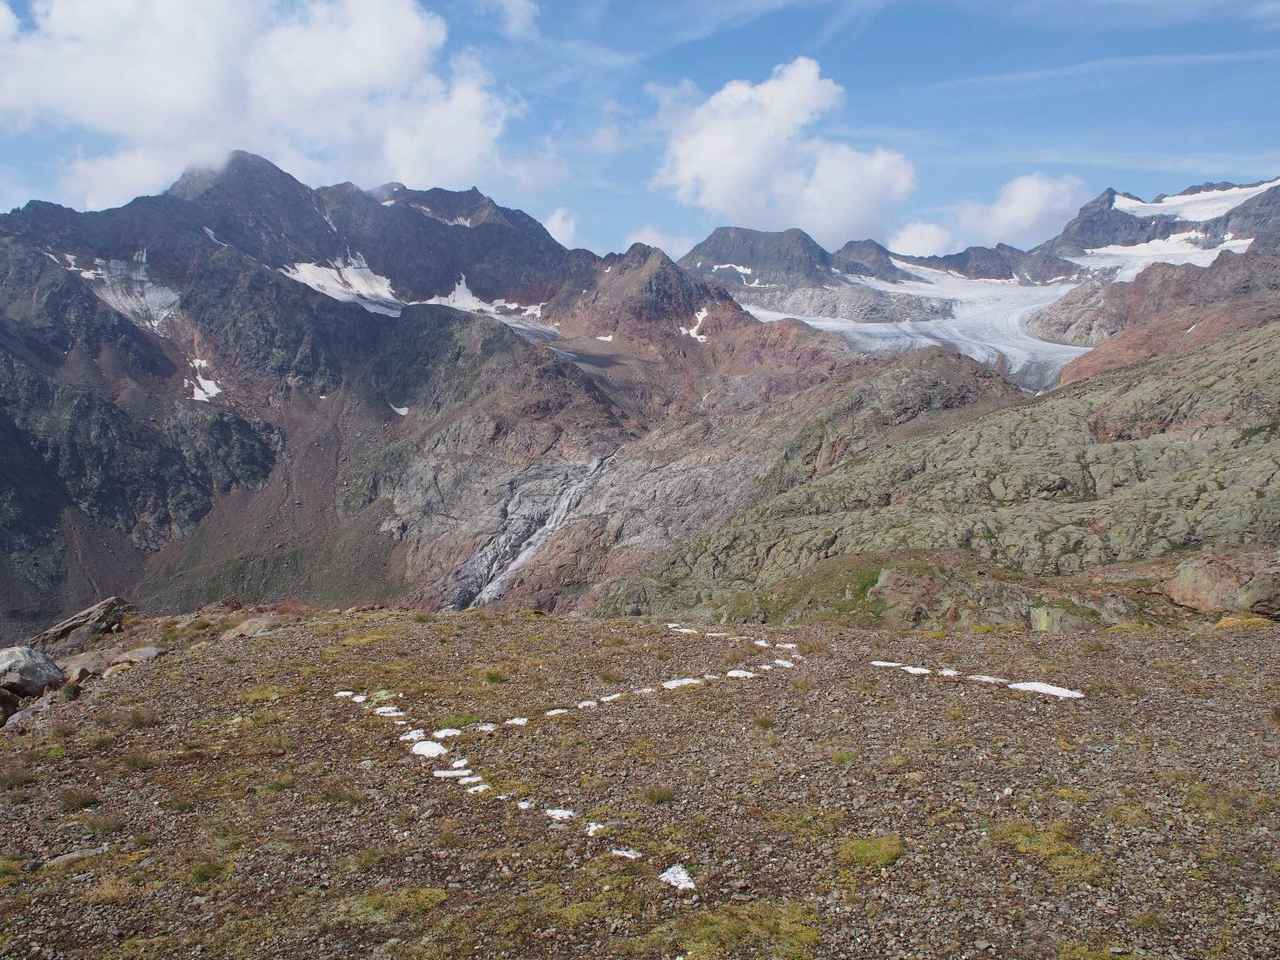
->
xmin=601 ymin=320 xmax=1280 ymax=622
xmin=0 ymin=151 xmax=1022 ymax=640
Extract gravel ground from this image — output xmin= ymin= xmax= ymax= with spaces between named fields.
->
xmin=1 ymin=606 xmax=1277 ymax=959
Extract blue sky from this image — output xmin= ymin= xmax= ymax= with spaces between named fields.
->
xmin=1 ymin=0 xmax=1278 ymax=256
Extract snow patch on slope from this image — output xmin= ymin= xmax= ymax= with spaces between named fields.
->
xmin=1113 ymin=178 xmax=1280 ymax=222
xmin=57 ymin=251 xmax=182 ymax=333
xmin=1066 ymin=233 xmax=1253 ymax=282
xmin=280 ymin=254 xmax=401 ymax=316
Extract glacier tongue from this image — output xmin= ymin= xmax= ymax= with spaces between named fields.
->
xmin=744 ymin=261 xmax=1089 ymax=392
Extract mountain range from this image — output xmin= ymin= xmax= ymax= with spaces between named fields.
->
xmin=2 ymin=151 xmax=1278 ymax=640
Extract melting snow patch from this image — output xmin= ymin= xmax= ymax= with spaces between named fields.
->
xmin=586 ymin=822 xmax=606 ymax=837
xmin=633 ymin=687 xmax=656 ymax=695
xmin=280 ymin=254 xmax=401 ymax=316
xmin=545 ymin=708 xmax=569 ymax=717
xmin=727 ymin=670 xmax=756 ymax=679
xmin=939 ymin=669 xmax=960 ymax=678
xmin=334 ymin=691 xmax=355 ymax=698
xmin=476 ymin=723 xmax=498 ymax=732
xmin=1068 ymin=232 xmax=1253 ymax=282
xmin=753 ymin=640 xmax=771 ymax=648
xmin=351 ymin=695 xmax=368 ymax=704
xmin=1008 ymin=681 xmax=1084 ymax=700
xmin=433 ymin=728 xmax=462 ymax=739
xmin=450 ymin=758 xmax=470 ymax=769
xmin=505 ymin=717 xmax=529 ymax=726
xmin=458 ymin=775 xmax=484 ymax=785
xmin=389 ymin=402 xmax=408 ymax=417
xmin=777 ymin=643 xmax=797 ymax=650
xmin=1112 ymin=178 xmax=1280 ymax=221
xmin=374 ymin=706 xmax=404 ymax=717
xmin=901 ymin=666 xmax=931 ymax=675
xmin=601 ymin=693 xmax=624 ymax=703
xmin=969 ymin=675 xmax=1008 ymax=685
xmin=870 ymin=661 xmax=901 ymax=668
xmin=596 ymin=334 xmax=614 ymax=342
xmin=399 ymin=729 xmax=426 ymax=742
xmin=671 ymin=627 xmax=699 ymax=635
xmin=517 ymin=800 xmax=534 ymax=810
xmin=712 ymin=263 xmax=753 ymax=275
xmin=680 ymin=307 xmax=710 ymax=343
xmin=433 ymin=769 xmax=472 ymax=779
xmin=546 ymin=809 xmax=576 ymax=821
xmin=662 ymin=678 xmax=701 ymax=690
xmin=659 ymin=864 xmax=696 ymax=891
xmin=611 ymin=848 xmax=642 ymax=860
xmin=411 ymin=741 xmax=448 ymax=758
xmin=773 ymin=659 xmax=795 ymax=669
xmin=577 ymin=700 xmax=598 ymax=710
xmin=467 ymin=784 xmax=491 ymax=794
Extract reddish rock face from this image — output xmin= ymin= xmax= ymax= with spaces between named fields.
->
xmin=1058 ymin=253 xmax=1280 ymax=385
xmin=1163 ymin=551 xmax=1280 ymax=618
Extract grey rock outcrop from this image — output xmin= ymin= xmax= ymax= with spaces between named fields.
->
xmin=29 ymin=597 xmax=132 ymax=656
xmin=0 ymin=646 xmax=65 ymax=698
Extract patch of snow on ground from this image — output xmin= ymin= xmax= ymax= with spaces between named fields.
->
xmin=969 ymin=675 xmax=1008 ymax=684
xmin=1066 ymin=233 xmax=1253 ymax=282
xmin=545 ymin=809 xmax=576 ymax=821
xmin=411 ymin=741 xmax=448 ymax=758
xmin=1008 ymin=681 xmax=1084 ymax=699
xmin=595 ymin=334 xmax=614 ymax=342
xmin=399 ymin=729 xmax=426 ymax=742
xmin=727 ymin=669 xmax=756 ymax=679
xmin=611 ymin=848 xmax=642 ymax=859
xmin=188 ymin=364 xmax=223 ymax=403
xmin=280 ymin=254 xmax=401 ymax=316
xmin=659 ymin=864 xmax=696 ymax=891
xmin=1112 ymin=178 xmax=1280 ymax=221
xmin=505 ymin=717 xmax=529 ymax=726
xmin=389 ymin=402 xmax=408 ymax=417
xmin=433 ymin=769 xmax=471 ymax=779
xmin=334 ymin=691 xmax=354 ymax=698
xmin=546 ymin=708 xmax=569 ymax=717
xmin=712 ymin=263 xmax=753 ymax=275
xmin=662 ymin=678 xmax=701 ymax=690
xmin=433 ymin=728 xmax=462 ymax=739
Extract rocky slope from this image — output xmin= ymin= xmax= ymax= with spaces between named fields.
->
xmin=601 ymin=321 xmax=1280 ymax=623
xmin=1 ymin=152 xmax=1033 ymax=640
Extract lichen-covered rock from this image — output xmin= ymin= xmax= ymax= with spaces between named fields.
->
xmin=602 ymin=323 xmax=1280 ymax=621
xmin=0 ymin=646 xmax=65 ymax=698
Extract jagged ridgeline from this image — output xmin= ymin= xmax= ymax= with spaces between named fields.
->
xmin=1 ymin=153 xmax=1278 ymax=638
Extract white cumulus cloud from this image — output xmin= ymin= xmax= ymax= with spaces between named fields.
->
xmin=891 ymin=173 xmax=1090 ymax=255
xmin=954 ymin=173 xmax=1089 ymax=249
xmin=890 ymin=221 xmax=953 ymax=256
xmin=544 ymin=207 xmax=577 ymax=247
xmin=652 ymin=57 xmax=916 ymax=248
xmin=0 ymin=0 xmax=522 ymax=209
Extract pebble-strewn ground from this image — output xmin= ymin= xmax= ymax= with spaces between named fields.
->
xmin=2 ymin=605 xmax=1277 ymax=959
